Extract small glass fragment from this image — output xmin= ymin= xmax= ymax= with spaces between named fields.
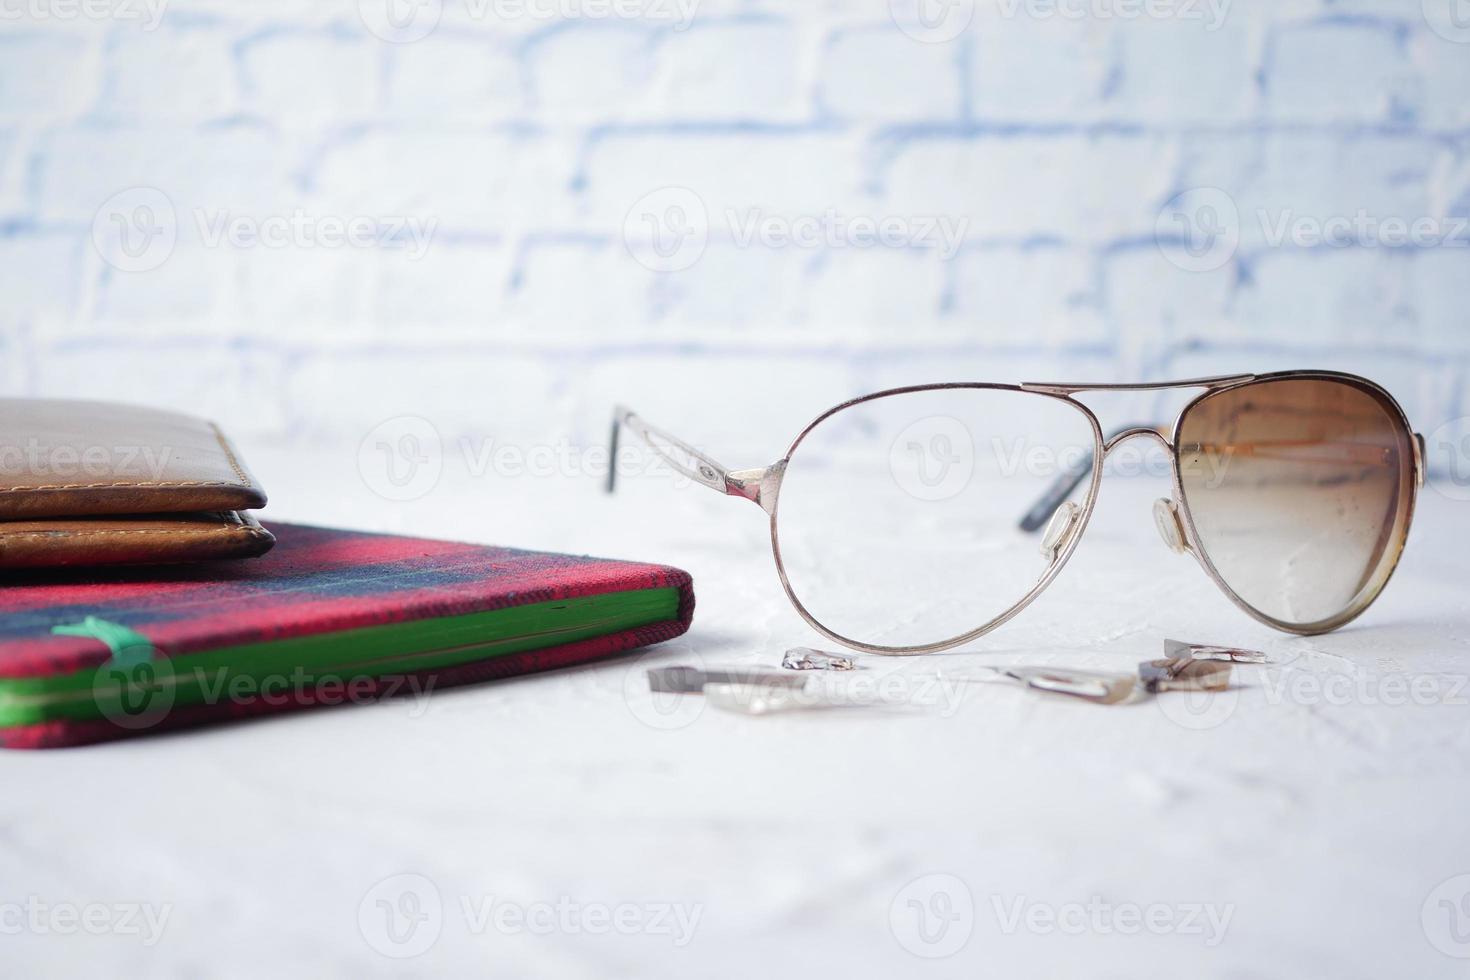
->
xmin=647 ymin=665 xmax=806 ymax=695
xmin=781 ymin=648 xmax=858 ymax=671
xmin=1139 ymin=657 xmax=1233 ymax=693
xmin=1002 ymin=666 xmax=1136 ymax=705
xmin=1163 ymin=638 xmax=1266 ymax=664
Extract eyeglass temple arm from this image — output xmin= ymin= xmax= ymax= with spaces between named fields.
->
xmin=1017 ymin=422 xmax=1166 ymax=533
xmin=607 ymin=405 xmax=779 ymax=511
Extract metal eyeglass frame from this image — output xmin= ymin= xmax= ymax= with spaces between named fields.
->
xmin=608 ymin=371 xmax=1425 ymax=656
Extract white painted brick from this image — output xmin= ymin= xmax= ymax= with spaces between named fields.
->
xmin=87 ymin=244 xmax=227 ymax=329
xmin=312 ymin=130 xmax=579 ymax=234
xmin=0 ymin=33 xmax=95 ymax=123
xmin=970 ymin=15 xmax=1111 ymax=121
xmin=235 ymin=246 xmax=377 ymax=337
xmin=1263 ymin=20 xmax=1411 ymax=123
xmin=654 ymin=20 xmax=804 ymax=121
xmin=583 ymin=133 xmax=865 ymax=227
xmin=36 ymin=126 xmax=290 ymax=222
xmin=882 ymin=135 xmax=1176 ymax=243
xmin=817 ymin=26 xmax=963 ymax=122
xmin=798 ymin=247 xmax=950 ymax=332
xmin=0 ymin=232 xmax=85 ymax=326
xmin=1102 ymin=247 xmax=1237 ymax=345
xmin=95 ymin=28 xmax=237 ymax=123
xmin=1106 ymin=17 xmax=1258 ymax=123
xmin=371 ymin=243 xmax=515 ymax=329
xmin=526 ymin=23 xmax=660 ymax=121
xmin=1230 ymin=247 xmax=1409 ymax=347
xmin=29 ymin=342 xmax=288 ymax=436
xmin=1411 ymin=31 xmax=1470 ymax=131
xmin=286 ymin=351 xmax=562 ymax=444
xmin=1181 ymin=134 xmax=1442 ymax=251
xmin=1404 ymin=248 xmax=1470 ymax=353
xmin=384 ymin=35 xmax=522 ymax=123
xmin=503 ymin=239 xmax=659 ymax=338
xmin=948 ymin=245 xmax=1106 ymax=345
xmin=238 ymin=31 xmax=379 ymax=130
xmin=638 ymin=242 xmax=797 ymax=328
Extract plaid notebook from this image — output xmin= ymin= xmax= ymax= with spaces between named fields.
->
xmin=0 ymin=523 xmax=694 ymax=748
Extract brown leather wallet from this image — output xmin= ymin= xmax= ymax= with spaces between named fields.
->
xmin=0 ymin=400 xmax=275 ymax=569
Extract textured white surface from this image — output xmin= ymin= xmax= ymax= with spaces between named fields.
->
xmin=4 ymin=441 xmax=1469 ymax=978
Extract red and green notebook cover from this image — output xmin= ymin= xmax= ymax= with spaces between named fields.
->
xmin=0 ymin=523 xmax=694 ymax=748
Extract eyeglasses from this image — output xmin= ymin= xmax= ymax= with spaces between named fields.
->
xmin=609 ymin=372 xmax=1425 ymax=656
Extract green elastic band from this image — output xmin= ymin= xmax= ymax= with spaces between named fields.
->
xmin=51 ymin=616 xmax=155 ymax=668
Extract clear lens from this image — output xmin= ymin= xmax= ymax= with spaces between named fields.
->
xmin=1177 ymin=377 xmax=1414 ymax=629
xmin=773 ymin=387 xmax=1099 ymax=650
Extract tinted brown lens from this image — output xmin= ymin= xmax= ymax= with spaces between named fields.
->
xmin=1176 ymin=378 xmax=1414 ymax=629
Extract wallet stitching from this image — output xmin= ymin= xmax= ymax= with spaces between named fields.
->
xmin=208 ymin=422 xmax=253 ymax=489
xmin=0 ymin=525 xmax=270 ymax=540
xmin=0 ymin=423 xmax=254 ymax=493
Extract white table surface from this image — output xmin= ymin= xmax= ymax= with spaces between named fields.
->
xmin=6 ymin=443 xmax=1470 ymax=979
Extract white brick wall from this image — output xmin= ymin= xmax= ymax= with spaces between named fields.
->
xmin=0 ymin=0 xmax=1466 ymax=465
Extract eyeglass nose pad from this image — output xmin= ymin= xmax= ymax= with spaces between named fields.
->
xmin=1039 ymin=500 xmax=1082 ymax=563
xmin=1152 ymin=498 xmax=1189 ymax=555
